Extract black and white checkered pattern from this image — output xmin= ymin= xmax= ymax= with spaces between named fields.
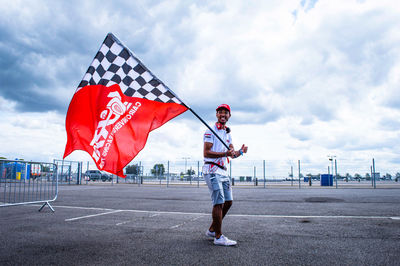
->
xmin=78 ymin=33 xmax=183 ymax=104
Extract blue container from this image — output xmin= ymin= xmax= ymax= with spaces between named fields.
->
xmin=321 ymin=174 xmax=333 ymax=186
xmin=4 ymin=162 xmax=16 ymax=179
xmin=0 ymin=163 xmax=4 ymax=178
xmin=4 ymin=162 xmax=30 ymax=180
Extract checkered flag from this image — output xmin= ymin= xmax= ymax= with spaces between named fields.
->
xmin=78 ymin=33 xmax=183 ymax=104
xmin=65 ymin=33 xmax=231 ymax=176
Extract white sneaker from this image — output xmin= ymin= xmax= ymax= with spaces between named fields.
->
xmin=206 ymin=230 xmax=216 ymax=238
xmin=214 ymin=235 xmax=237 ymax=246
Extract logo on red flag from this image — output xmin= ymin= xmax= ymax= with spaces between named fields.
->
xmin=89 ymin=89 xmax=142 ymax=168
xmin=63 ymin=33 xmax=188 ymax=177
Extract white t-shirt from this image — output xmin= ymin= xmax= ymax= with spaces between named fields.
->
xmin=203 ymin=124 xmax=232 ymax=176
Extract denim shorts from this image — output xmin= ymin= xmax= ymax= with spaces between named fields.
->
xmin=204 ymin=173 xmax=233 ymax=205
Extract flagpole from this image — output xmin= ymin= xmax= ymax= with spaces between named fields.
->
xmin=186 ymin=106 xmax=230 ymax=150
xmin=109 ymin=33 xmax=231 ymax=151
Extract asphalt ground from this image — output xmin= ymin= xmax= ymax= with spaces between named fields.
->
xmin=1 ymin=185 xmax=399 ymax=265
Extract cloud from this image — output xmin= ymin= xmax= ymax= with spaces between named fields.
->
xmin=0 ymin=109 xmax=65 ymax=161
xmin=0 ymin=0 xmax=400 ymax=174
xmin=289 ymin=128 xmax=312 ymax=141
xmin=379 ymin=117 xmax=400 ymax=131
xmin=0 ymin=1 xmax=166 ymax=113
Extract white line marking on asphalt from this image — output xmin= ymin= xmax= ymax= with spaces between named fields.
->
xmin=54 ymin=204 xmax=400 ymax=221
xmin=65 ymin=210 xmax=123 ymax=222
xmin=116 ymin=214 xmax=160 ymax=226
xmin=122 ymin=209 xmax=209 ymax=216
xmin=170 ymin=216 xmax=203 ymax=229
xmin=228 ymin=214 xmax=400 ymax=220
xmin=121 ymin=210 xmax=400 ymax=220
xmin=55 ymin=205 xmax=114 ymax=211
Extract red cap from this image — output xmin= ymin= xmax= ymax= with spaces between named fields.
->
xmin=216 ymin=104 xmax=231 ymax=113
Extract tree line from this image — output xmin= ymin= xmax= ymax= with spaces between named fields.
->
xmin=125 ymin=163 xmax=195 ymax=177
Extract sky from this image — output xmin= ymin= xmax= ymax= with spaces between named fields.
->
xmin=0 ymin=0 xmax=399 ymax=176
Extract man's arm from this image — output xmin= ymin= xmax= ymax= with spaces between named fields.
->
xmin=204 ymin=142 xmax=234 ymax=158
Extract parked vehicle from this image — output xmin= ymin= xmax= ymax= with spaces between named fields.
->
xmin=100 ymin=172 xmax=112 ymax=182
xmin=84 ymin=170 xmax=112 ymax=182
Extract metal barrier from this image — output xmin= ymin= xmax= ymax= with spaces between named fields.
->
xmin=0 ymin=159 xmax=58 ymax=212
xmin=53 ymin=159 xmax=82 ymax=185
xmin=118 ymin=158 xmax=399 ymax=188
xmin=52 ymin=158 xmax=399 ymax=188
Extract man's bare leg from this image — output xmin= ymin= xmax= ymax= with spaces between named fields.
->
xmin=209 ymin=201 xmax=232 ymax=238
xmin=222 ymin=200 xmax=232 ymax=218
xmin=209 ymin=204 xmax=223 ymax=239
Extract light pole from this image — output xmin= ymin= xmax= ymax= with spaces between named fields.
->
xmin=334 ymin=159 xmax=338 ymax=188
xmin=328 ymin=155 xmax=336 ymax=186
xmin=290 ymin=165 xmax=293 ymax=186
xmin=182 ymin=157 xmax=190 ymax=175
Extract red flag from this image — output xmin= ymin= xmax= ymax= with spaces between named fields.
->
xmin=63 ymin=34 xmax=188 ymax=177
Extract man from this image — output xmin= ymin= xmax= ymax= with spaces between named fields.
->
xmin=203 ymin=104 xmax=248 ymax=246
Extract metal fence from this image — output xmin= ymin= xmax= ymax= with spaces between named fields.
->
xmin=76 ymin=158 xmax=400 ymax=188
xmin=0 ymin=159 xmax=58 ymax=211
xmin=54 ymin=159 xmax=83 ymax=185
